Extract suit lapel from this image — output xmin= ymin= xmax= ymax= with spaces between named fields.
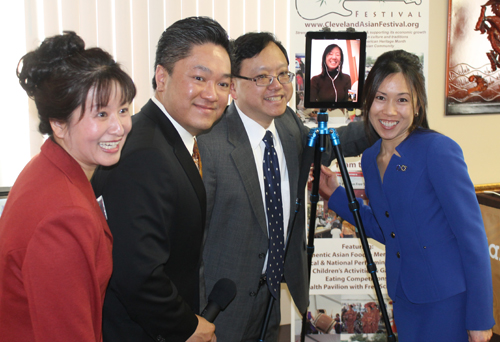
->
xmin=141 ymin=100 xmax=207 ymax=223
xmin=226 ymin=104 xmax=268 ymax=236
xmin=276 ymin=116 xmax=300 ymax=224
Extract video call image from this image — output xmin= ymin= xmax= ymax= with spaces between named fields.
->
xmin=309 ymin=38 xmax=361 ymax=104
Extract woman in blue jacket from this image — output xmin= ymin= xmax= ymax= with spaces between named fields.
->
xmin=318 ymin=50 xmax=494 ymax=342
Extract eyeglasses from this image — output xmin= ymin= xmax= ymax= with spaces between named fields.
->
xmin=233 ymin=71 xmax=295 ymax=87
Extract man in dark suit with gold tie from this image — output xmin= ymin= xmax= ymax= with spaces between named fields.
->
xmin=92 ymin=17 xmax=231 ymax=342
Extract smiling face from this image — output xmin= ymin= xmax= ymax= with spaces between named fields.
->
xmin=325 ymin=46 xmax=342 ymax=71
xmin=368 ymin=72 xmax=415 ymax=150
xmin=231 ymin=42 xmax=293 ymax=128
xmin=51 ymin=83 xmax=132 ymax=180
xmin=155 ymin=43 xmax=231 ymax=136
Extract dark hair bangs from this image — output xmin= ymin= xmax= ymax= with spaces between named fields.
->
xmin=78 ymin=67 xmax=136 ymax=119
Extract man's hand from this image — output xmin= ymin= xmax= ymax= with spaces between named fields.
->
xmin=186 ymin=315 xmax=216 ymax=342
xmin=468 ymin=329 xmax=492 ymax=342
xmin=318 ymin=165 xmax=339 ymax=200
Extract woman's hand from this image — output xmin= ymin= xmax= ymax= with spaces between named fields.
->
xmin=468 ymin=329 xmax=492 ymax=342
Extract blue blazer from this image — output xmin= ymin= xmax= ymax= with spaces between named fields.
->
xmin=330 ymin=130 xmax=494 ymax=330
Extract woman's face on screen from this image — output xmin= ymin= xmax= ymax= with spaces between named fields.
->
xmin=325 ymin=47 xmax=341 ymax=70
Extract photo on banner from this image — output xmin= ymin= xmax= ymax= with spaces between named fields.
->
xmin=303 ymin=294 xmax=395 ymax=341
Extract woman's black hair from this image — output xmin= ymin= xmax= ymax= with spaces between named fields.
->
xmin=17 ymin=31 xmax=136 ymax=135
xmin=362 ymin=49 xmax=429 ymax=142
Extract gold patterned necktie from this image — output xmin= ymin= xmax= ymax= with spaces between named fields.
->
xmin=192 ymin=139 xmax=202 ymax=178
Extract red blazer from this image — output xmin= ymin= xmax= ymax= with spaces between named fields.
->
xmin=0 ymin=138 xmax=113 ymax=342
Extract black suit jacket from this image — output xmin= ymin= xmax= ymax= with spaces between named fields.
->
xmin=92 ymin=99 xmax=205 ymax=342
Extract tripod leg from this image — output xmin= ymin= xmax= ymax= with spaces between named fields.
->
xmin=330 ymin=135 xmax=396 ymax=342
xmin=300 ymin=134 xmax=325 ymax=342
xmin=257 ymin=296 xmax=275 ymax=342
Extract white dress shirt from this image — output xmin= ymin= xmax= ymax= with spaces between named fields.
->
xmin=151 ymin=96 xmax=197 ymax=155
xmin=234 ymin=103 xmax=291 ymax=273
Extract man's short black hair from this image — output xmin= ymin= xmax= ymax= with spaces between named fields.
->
xmin=231 ymin=32 xmax=289 ymax=76
xmin=152 ymin=16 xmax=230 ymax=90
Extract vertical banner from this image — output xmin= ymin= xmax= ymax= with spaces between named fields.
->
xmin=290 ymin=1 xmax=429 ymax=341
xmin=292 ymin=0 xmax=429 ymax=123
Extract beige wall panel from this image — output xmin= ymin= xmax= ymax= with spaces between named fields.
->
xmin=131 ymin=0 xmax=153 ymax=111
xmin=114 ymin=0 xmax=134 ymax=109
xmin=244 ymin=0 xmax=259 ymax=33
xmin=198 ymin=0 xmax=214 ymax=18
xmin=259 ymin=0 xmax=275 ymax=34
xmin=147 ymin=0 xmax=168 ymax=110
xmin=78 ymin=0 xmax=98 ymax=47
xmin=182 ymin=0 xmax=198 ymax=18
xmin=96 ymin=0 xmax=114 ymax=55
xmin=60 ymin=0 xmax=79 ymax=33
xmin=22 ymin=0 xmax=45 ymax=159
xmin=42 ymin=0 xmax=60 ymax=37
xmin=228 ymin=0 xmax=245 ymax=39
xmin=23 ymin=0 xmax=41 ymax=49
xmin=165 ymin=0 xmax=182 ymax=28
xmin=213 ymin=0 xmax=229 ymax=34
xmin=274 ymin=0 xmax=289 ymax=52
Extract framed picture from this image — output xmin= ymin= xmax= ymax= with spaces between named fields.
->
xmin=446 ymin=0 xmax=500 ymax=115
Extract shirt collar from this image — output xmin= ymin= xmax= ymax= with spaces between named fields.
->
xmin=234 ymin=102 xmax=277 ymax=148
xmin=151 ymin=96 xmax=195 ymax=153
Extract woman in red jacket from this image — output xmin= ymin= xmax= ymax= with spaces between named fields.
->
xmin=0 ymin=31 xmax=136 ymax=341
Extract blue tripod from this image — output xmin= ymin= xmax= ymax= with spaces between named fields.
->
xmin=300 ymin=110 xmax=396 ymax=342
